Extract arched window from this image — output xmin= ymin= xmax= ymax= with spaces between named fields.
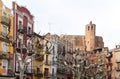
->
xmin=88 ymin=26 xmax=90 ymax=30
xmin=91 ymin=26 xmax=93 ymax=30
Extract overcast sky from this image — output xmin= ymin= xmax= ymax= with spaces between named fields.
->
xmin=2 ymin=0 xmax=120 ymax=49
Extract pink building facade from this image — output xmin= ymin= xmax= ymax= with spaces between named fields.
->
xmin=13 ymin=2 xmax=34 ymax=79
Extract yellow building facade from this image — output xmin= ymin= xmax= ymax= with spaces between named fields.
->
xmin=0 ymin=0 xmax=13 ymax=78
xmin=33 ymin=33 xmax=45 ymax=79
xmin=33 ymin=33 xmax=51 ymax=79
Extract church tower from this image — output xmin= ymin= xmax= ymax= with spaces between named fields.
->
xmin=85 ymin=21 xmax=96 ymax=51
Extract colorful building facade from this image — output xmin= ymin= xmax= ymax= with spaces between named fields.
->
xmin=0 ymin=0 xmax=14 ymax=79
xmin=49 ymin=34 xmax=59 ymax=79
xmin=112 ymin=44 xmax=120 ymax=79
xmin=33 ymin=33 xmax=45 ymax=79
xmin=33 ymin=33 xmax=54 ymax=79
xmin=12 ymin=1 xmax=34 ymax=79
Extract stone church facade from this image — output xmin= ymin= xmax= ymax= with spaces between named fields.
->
xmin=60 ymin=21 xmax=104 ymax=52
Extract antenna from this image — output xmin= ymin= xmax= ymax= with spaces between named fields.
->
xmin=38 ymin=31 xmax=41 ymax=35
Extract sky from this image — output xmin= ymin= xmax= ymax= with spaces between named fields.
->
xmin=2 ymin=0 xmax=120 ymax=49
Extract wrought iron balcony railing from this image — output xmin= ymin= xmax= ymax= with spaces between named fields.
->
xmin=24 ymin=68 xmax=34 ymax=74
xmin=16 ymin=67 xmax=34 ymax=74
xmin=7 ymin=68 xmax=14 ymax=77
xmin=0 ymin=53 xmax=11 ymax=59
xmin=51 ymin=60 xmax=57 ymax=65
xmin=27 ymin=27 xmax=33 ymax=37
xmin=27 ymin=50 xmax=34 ymax=55
xmin=46 ymin=51 xmax=51 ymax=54
xmin=17 ymin=25 xmax=24 ymax=33
xmin=45 ymin=60 xmax=51 ymax=65
xmin=44 ymin=73 xmax=51 ymax=78
xmin=1 ymin=16 xmax=11 ymax=26
xmin=0 ymin=32 xmax=12 ymax=43
xmin=35 ymin=43 xmax=43 ymax=49
xmin=35 ymin=53 xmax=44 ymax=61
xmin=34 ymin=70 xmax=43 ymax=77
xmin=57 ymin=68 xmax=66 ymax=74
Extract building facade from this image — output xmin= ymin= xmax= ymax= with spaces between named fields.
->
xmin=12 ymin=1 xmax=34 ymax=79
xmin=33 ymin=33 xmax=45 ymax=79
xmin=0 ymin=0 xmax=14 ymax=79
xmin=50 ymin=34 xmax=59 ymax=79
xmin=113 ymin=44 xmax=120 ymax=79
xmin=33 ymin=33 xmax=54 ymax=79
xmin=60 ymin=21 xmax=104 ymax=52
xmin=58 ymin=21 xmax=105 ymax=79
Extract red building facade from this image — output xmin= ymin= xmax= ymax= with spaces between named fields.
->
xmin=12 ymin=2 xmax=34 ymax=79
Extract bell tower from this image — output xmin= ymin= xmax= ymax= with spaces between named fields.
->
xmin=85 ymin=21 xmax=96 ymax=51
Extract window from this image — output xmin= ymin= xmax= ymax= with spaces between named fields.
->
xmin=44 ymin=68 xmax=49 ymax=76
xmin=88 ymin=26 xmax=90 ymax=30
xmin=27 ymin=27 xmax=32 ymax=34
xmin=91 ymin=26 xmax=93 ymax=30
xmin=26 ymin=59 xmax=32 ymax=73
xmin=17 ymin=39 xmax=22 ymax=48
xmin=18 ymin=21 xmax=22 ymax=29
xmin=16 ymin=61 xmax=20 ymax=72
xmin=46 ymin=55 xmax=48 ymax=64
xmin=2 ymin=59 xmax=8 ymax=75
xmin=52 ymin=68 xmax=54 ymax=76
xmin=2 ymin=12 xmax=7 ymax=23
xmin=37 ymin=67 xmax=40 ymax=73
xmin=2 ymin=25 xmax=7 ymax=35
xmin=3 ymin=12 xmax=7 ymax=17
xmin=57 ymin=77 xmax=60 ymax=79
xmin=2 ymin=42 xmax=7 ymax=54
xmin=27 ymin=42 xmax=31 ymax=50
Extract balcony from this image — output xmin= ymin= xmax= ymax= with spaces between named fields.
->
xmin=35 ymin=43 xmax=43 ymax=49
xmin=15 ymin=68 xmax=20 ymax=73
xmin=0 ymin=53 xmax=10 ymax=59
xmin=57 ymin=68 xmax=66 ymax=74
xmin=51 ymin=61 xmax=56 ymax=65
xmin=0 ymin=32 xmax=12 ymax=43
xmin=46 ymin=51 xmax=51 ymax=54
xmin=27 ymin=27 xmax=33 ymax=37
xmin=45 ymin=44 xmax=52 ymax=54
xmin=45 ymin=60 xmax=51 ymax=65
xmin=116 ymin=59 xmax=120 ymax=63
xmin=44 ymin=73 xmax=50 ymax=78
xmin=27 ymin=50 xmax=34 ymax=56
xmin=34 ymin=70 xmax=43 ymax=77
xmin=67 ymin=70 xmax=74 ymax=75
xmin=7 ymin=68 xmax=14 ymax=77
xmin=35 ymin=54 xmax=44 ymax=61
xmin=16 ymin=42 xmax=22 ymax=52
xmin=1 ymin=16 xmax=11 ymax=26
xmin=18 ymin=25 xmax=24 ymax=33
xmin=24 ymin=68 xmax=34 ymax=74
xmin=115 ymin=67 xmax=120 ymax=71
